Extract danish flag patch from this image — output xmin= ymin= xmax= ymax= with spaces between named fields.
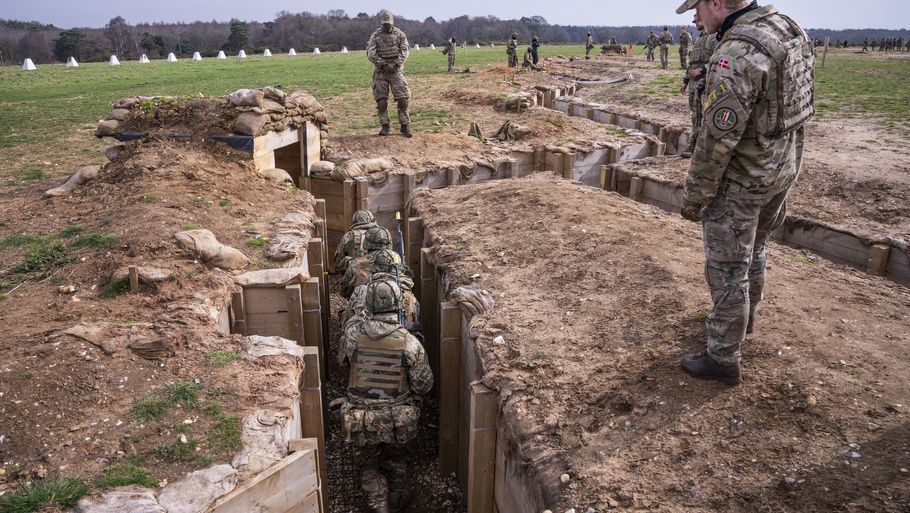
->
xmin=718 ymin=58 xmax=730 ymax=69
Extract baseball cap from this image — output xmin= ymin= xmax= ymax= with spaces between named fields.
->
xmin=676 ymin=0 xmax=700 ymax=14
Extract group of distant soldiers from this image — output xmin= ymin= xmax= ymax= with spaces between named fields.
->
xmin=864 ymin=37 xmax=909 ymax=52
xmin=505 ymin=33 xmax=542 ymax=69
xmin=644 ymin=26 xmax=693 ymax=69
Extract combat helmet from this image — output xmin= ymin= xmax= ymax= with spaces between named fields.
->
xmin=511 ymin=32 xmax=518 ymax=39
xmin=364 ymin=279 xmax=402 ymax=316
xmin=351 ymin=210 xmax=375 ymax=226
xmin=364 ymin=225 xmax=392 ymax=251
xmin=381 ymin=11 xmax=394 ymax=27
xmin=369 ymin=248 xmax=401 ymax=273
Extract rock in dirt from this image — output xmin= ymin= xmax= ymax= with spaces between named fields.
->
xmin=45 ymin=165 xmax=101 ymax=197
xmin=107 ymin=108 xmax=131 ymax=122
xmin=157 ymin=464 xmax=237 ymax=513
xmin=258 ymin=168 xmax=294 ymax=186
xmin=111 ymin=266 xmax=172 ymax=284
xmin=128 ymin=336 xmax=175 ymax=360
xmin=95 ymin=119 xmax=120 ymax=138
xmin=174 ymin=229 xmax=250 ymax=270
xmin=105 ymin=145 xmax=126 ymax=161
xmin=228 ymin=88 xmax=264 ymax=108
xmin=74 ymin=486 xmax=164 ymax=513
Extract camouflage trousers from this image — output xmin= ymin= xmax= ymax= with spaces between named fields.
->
xmin=700 ymin=180 xmax=791 ymax=365
xmin=448 ymin=53 xmax=456 ymax=72
xmin=660 ymin=45 xmax=669 ymax=68
xmin=508 ymin=53 xmax=518 ymax=68
xmin=679 ymin=45 xmax=689 ymax=68
xmin=373 ymin=67 xmax=411 ymax=127
xmin=585 ymin=46 xmax=593 ymax=59
xmin=353 ymin=443 xmax=410 ymax=512
xmin=687 ymin=84 xmax=705 ymax=150
xmin=646 ymin=46 xmax=655 ymax=62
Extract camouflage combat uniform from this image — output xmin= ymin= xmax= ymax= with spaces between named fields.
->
xmin=684 ymin=4 xmax=814 ymax=366
xmin=658 ymin=28 xmax=674 ymax=69
xmin=341 ymin=249 xmax=420 ymax=327
xmin=339 ymin=227 xmax=395 ymax=298
xmin=367 ymin=12 xmax=411 ymax=131
xmin=338 ymin=280 xmax=433 ymax=513
xmin=443 ymin=39 xmax=457 ymax=72
xmin=646 ymin=32 xmax=659 ymax=62
xmin=585 ymin=34 xmax=595 ymax=59
xmin=507 ymin=34 xmax=519 ymax=68
xmin=334 ymin=210 xmax=381 ymax=274
xmin=679 ymin=28 xmax=693 ymax=68
xmin=682 ymin=31 xmax=718 ymax=155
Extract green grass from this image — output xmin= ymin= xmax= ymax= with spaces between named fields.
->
xmin=247 ymin=237 xmax=267 ymax=248
xmin=180 ymin=224 xmax=197 ymax=231
xmin=101 ymin=280 xmax=131 ymax=299
xmin=689 ymin=309 xmax=713 ymax=322
xmin=72 ymin=232 xmax=119 ymax=249
xmin=208 ymin=414 xmax=242 ymax=452
xmin=0 ymin=476 xmax=90 ymax=513
xmin=0 ymin=293 xmax=7 ymax=302
xmin=155 ymin=438 xmax=202 ymax=464
xmin=0 ymin=233 xmax=35 ymax=249
xmin=786 ymin=254 xmax=817 ymax=266
xmin=218 ymin=199 xmax=231 ymax=207
xmin=167 ymin=382 xmax=201 ymax=408
xmin=814 ymin=53 xmax=910 ymax=125
xmin=12 ymin=237 xmax=69 ymax=277
xmin=96 ymin=464 xmax=158 ymax=489
xmin=18 ymin=169 xmax=46 ymax=181
xmin=208 ymin=351 xmax=241 ymax=368
xmin=132 ymin=393 xmax=170 ymax=422
xmin=59 ymin=224 xmax=84 ymax=238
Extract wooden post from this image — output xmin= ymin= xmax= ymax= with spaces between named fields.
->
xmin=629 ymin=176 xmax=644 ymax=202
xmin=586 ymin=106 xmax=595 ymax=120
xmin=610 ymin=165 xmax=620 ymax=191
xmin=342 ymin=180 xmax=354 ymax=229
xmin=407 ymin=217 xmax=424 ymax=273
xmin=420 ymin=248 xmax=439 ymax=384
xmin=299 ymin=346 xmax=328 ymax=513
xmin=651 ymin=138 xmax=666 ymax=157
xmin=128 ymin=265 xmax=139 ymax=292
xmin=533 ymin=146 xmax=545 ymax=171
xmin=355 ymin=179 xmax=369 ymax=211
xmin=308 ymin=238 xmax=331 ymax=372
xmin=230 ymin=291 xmax=246 ymax=335
xmin=439 ymin=302 xmax=463 ymax=476
xmin=467 ymin=382 xmax=497 ymax=513
xmin=506 ymin=158 xmax=519 ymax=179
xmin=598 ymin=165 xmax=610 ymax=191
xmin=866 ymin=244 xmax=891 ymax=276
xmin=608 ymin=146 xmax=620 ymax=164
xmin=567 ymin=103 xmax=575 ymax=116
xmin=447 ymin=168 xmax=459 ymax=187
xmin=562 ymin=152 xmax=575 ymax=180
xmin=402 ymin=174 xmax=416 ymax=260
xmin=822 ymin=37 xmax=830 ymax=68
xmin=301 ymin=277 xmax=326 ymax=382
xmin=285 ymin=284 xmax=305 ymax=344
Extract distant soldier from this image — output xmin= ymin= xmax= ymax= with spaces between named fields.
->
xmin=585 ymin=32 xmax=595 ymax=59
xmin=523 ymin=46 xmax=534 ymax=68
xmin=367 ymin=11 xmax=412 ymax=138
xmin=443 ymin=37 xmax=457 ymax=72
xmin=337 ymin=280 xmax=433 ymax=513
xmin=862 ymin=38 xmax=868 ymax=52
xmin=658 ymin=26 xmax=674 ymax=69
xmin=507 ymin=32 xmax=519 ymax=67
xmin=679 ymin=12 xmax=717 ymax=157
xmin=871 ymin=39 xmax=877 ymax=51
xmin=532 ymin=35 xmax=541 ymax=64
xmin=679 ymin=26 xmax=694 ymax=68
xmin=646 ymin=31 xmax=659 ymax=62
xmin=905 ymin=39 xmax=909 ymax=52
xmin=610 ymin=36 xmax=618 ymax=44
xmin=334 ymin=210 xmax=384 ymax=274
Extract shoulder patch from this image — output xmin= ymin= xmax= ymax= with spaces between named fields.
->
xmin=702 ymin=81 xmax=731 ymax=112
xmin=713 ymin=108 xmax=738 ymax=131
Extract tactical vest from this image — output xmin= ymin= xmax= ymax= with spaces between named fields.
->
xmin=375 ymin=30 xmax=401 ymax=60
xmin=721 ymin=9 xmax=815 ymax=137
xmin=689 ymin=34 xmax=716 ymax=70
xmin=348 ymin=328 xmax=409 ymax=400
xmin=347 ymin=229 xmax=368 ymax=258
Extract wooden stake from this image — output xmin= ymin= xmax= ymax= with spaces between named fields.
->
xmin=420 ymin=248 xmax=439 ymax=385
xmin=230 ymin=291 xmax=246 ymax=335
xmin=128 ymin=265 xmax=139 ymax=292
xmin=447 ymin=168 xmax=459 ymax=187
xmin=467 ymin=382 xmax=497 ymax=513
xmin=866 ymin=244 xmax=891 ymax=276
xmin=308 ymin=238 xmax=331 ymax=374
xmin=630 ymin=176 xmax=644 ymax=202
xmin=355 ymin=180 xmax=369 ymax=211
xmin=598 ymin=165 xmax=609 ymax=190
xmin=533 ymin=146 xmax=545 ymax=171
xmin=562 ymin=152 xmax=575 ymax=180
xmin=302 ymin=277 xmax=326 ymax=382
xmin=507 ymin=158 xmax=519 ymax=179
xmin=822 ymin=37 xmax=830 ymax=68
xmin=407 ymin=217 xmax=424 ymax=272
xmin=608 ymin=146 xmax=620 ymax=164
xmin=285 ymin=284 xmax=305 ymax=345
xmin=439 ymin=302 xmax=463 ymax=476
xmin=299 ymin=346 xmax=328 ymax=513
xmin=342 ymin=180 xmax=354 ymax=229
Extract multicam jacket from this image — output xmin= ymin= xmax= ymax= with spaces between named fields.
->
xmin=685 ymin=5 xmax=814 ymax=205
xmin=333 ymin=221 xmax=376 ymax=272
xmin=659 ymin=30 xmax=674 ymax=47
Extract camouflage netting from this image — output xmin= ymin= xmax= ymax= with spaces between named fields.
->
xmin=95 ymin=86 xmax=329 ymax=155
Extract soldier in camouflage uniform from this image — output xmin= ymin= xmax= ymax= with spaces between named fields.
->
xmin=585 ymin=32 xmax=595 ymax=59
xmin=367 ymin=11 xmax=413 ymax=138
xmin=679 ymin=26 xmax=694 ymax=68
xmin=337 ymin=280 xmax=433 ymax=513
xmin=677 ymin=0 xmax=814 ymax=385
xmin=646 ymin=31 xmax=659 ymax=62
xmin=680 ymin=13 xmax=717 ymax=157
xmin=658 ymin=26 xmax=674 ymax=69
xmin=340 ymin=226 xmax=396 ymax=298
xmin=507 ymin=33 xmax=519 ymax=67
xmin=334 ymin=210 xmax=385 ymax=274
xmin=443 ymin=37 xmax=457 ymax=72
xmin=341 ymin=249 xmax=420 ymax=328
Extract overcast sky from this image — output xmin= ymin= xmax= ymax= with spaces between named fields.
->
xmin=5 ymin=0 xmax=908 ymax=30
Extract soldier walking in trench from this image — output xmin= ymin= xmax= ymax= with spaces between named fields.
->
xmin=367 ymin=11 xmax=413 ymax=138
xmin=676 ymin=0 xmax=815 ymax=384
xmin=337 ymin=280 xmax=433 ymax=513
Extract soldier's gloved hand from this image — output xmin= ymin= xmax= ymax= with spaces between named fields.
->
xmin=680 ymin=200 xmax=704 ymax=222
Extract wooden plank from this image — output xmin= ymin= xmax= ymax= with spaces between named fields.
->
xmin=402 ymin=175 xmax=416 ymax=262
xmin=243 ymin=287 xmax=291 ymax=315
xmin=302 ymin=278 xmax=326 ymax=381
xmin=342 ymin=180 xmax=354 ymax=230
xmin=562 ymin=153 xmax=575 ymax=180
xmin=309 ymin=178 xmax=344 ymax=196
xmin=467 ymin=382 xmax=497 ymax=513
xmin=253 ymin=129 xmax=300 ymax=155
xmin=230 ymin=291 xmax=246 ymax=335
xmin=288 ymin=438 xmax=319 ymax=454
xmin=439 ymin=302 xmax=463 ymax=476
xmin=246 ymin=313 xmax=293 ymax=339
xmin=211 ymin=449 xmax=317 ymax=513
xmin=307 ymin=239 xmax=331 ymax=368
xmin=300 ymin=346 xmax=328 ymax=513
xmin=128 ymin=265 xmax=139 ymax=292
xmin=407 ymin=217 xmax=424 ymax=273
xmin=283 ymin=491 xmax=320 ymax=513
xmin=253 ymin=151 xmax=276 ymax=172
xmin=356 ymin=179 xmax=369 ymax=211
xmin=366 ymin=190 xmax=406 ymax=214
xmin=866 ymin=244 xmax=891 ymax=276
xmin=598 ymin=165 xmax=609 ymax=190
xmin=885 ymin=247 xmax=910 ymax=283
xmin=286 ymin=284 xmax=305 ymax=344
xmin=303 ymin=120 xmax=321 ymax=177
xmin=629 ymin=176 xmax=644 ymax=202
xmin=420 ymin=248 xmax=439 ymax=383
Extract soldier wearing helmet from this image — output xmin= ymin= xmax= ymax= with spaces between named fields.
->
xmin=341 ymin=249 xmax=419 ymax=327
xmin=339 ymin=227 xmax=396 ymax=298
xmin=337 ymin=280 xmax=433 ymax=513
xmin=334 ymin=210 xmax=385 ymax=274
xmin=507 ymin=32 xmax=519 ymax=67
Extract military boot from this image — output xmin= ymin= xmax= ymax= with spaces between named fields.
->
xmin=378 ymin=124 xmax=390 ymax=136
xmin=400 ymin=124 xmax=412 ymax=138
xmin=746 ymin=313 xmax=755 ymax=334
xmin=681 ymin=351 xmax=742 ymax=385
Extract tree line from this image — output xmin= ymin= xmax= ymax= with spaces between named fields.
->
xmin=1 ymin=11 xmax=908 ymax=65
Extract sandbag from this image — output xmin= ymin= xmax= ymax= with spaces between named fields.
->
xmin=111 ymin=265 xmax=172 ymax=284
xmin=449 ymin=286 xmax=496 ymax=318
xmin=45 ymin=165 xmax=101 ymax=197
xmin=258 ymin=168 xmax=294 ymax=186
xmin=229 ymin=88 xmax=264 ymax=107
xmin=333 ymin=158 xmax=395 ymax=181
xmin=493 ymin=119 xmax=532 ymax=141
xmin=174 ymin=229 xmax=250 ymax=270
xmin=264 ymin=212 xmax=316 ymax=266
xmin=234 ymin=112 xmax=268 ymax=136
xmin=309 ymin=161 xmax=336 ymax=177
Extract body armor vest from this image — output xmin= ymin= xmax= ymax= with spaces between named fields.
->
xmin=345 ymin=229 xmax=369 ymax=259
xmin=376 ymin=31 xmax=401 ymax=60
xmin=349 ymin=328 xmax=409 ymax=400
xmin=689 ymin=34 xmax=715 ymax=69
xmin=722 ymin=10 xmax=815 ymax=137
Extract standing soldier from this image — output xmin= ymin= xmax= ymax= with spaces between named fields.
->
xmin=676 ymin=0 xmax=815 ymax=385
xmin=646 ymin=31 xmax=659 ymax=62
xmin=679 ymin=12 xmax=716 ymax=157
xmin=367 ymin=11 xmax=413 ymax=138
xmin=862 ymin=38 xmax=868 ymax=52
xmin=871 ymin=38 xmax=877 ymax=51
xmin=443 ymin=37 xmax=457 ymax=72
xmin=679 ymin=26 xmax=693 ymax=68
xmin=659 ymin=26 xmax=674 ymax=69
xmin=532 ymin=35 xmax=541 ymax=64
xmin=338 ymin=280 xmax=433 ymax=513
xmin=585 ymin=32 xmax=595 ymax=59
xmin=507 ymin=32 xmax=519 ymax=67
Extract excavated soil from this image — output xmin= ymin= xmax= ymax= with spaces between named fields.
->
xmin=0 ymin=139 xmax=316 ymax=489
xmin=413 ymin=174 xmax=910 ymax=513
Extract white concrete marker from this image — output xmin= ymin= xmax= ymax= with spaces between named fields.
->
xmin=238 ymin=50 xmax=247 ymax=58
xmin=313 ymin=48 xmax=321 ymax=54
xmin=216 ymin=50 xmax=226 ymax=59
xmin=66 ymin=56 xmax=79 ymax=67
xmin=166 ymin=52 xmax=177 ymax=62
xmin=288 ymin=48 xmax=297 ymax=56
xmin=430 ymin=43 xmax=436 ymax=50
xmin=22 ymin=58 xmax=36 ymax=70
xmin=341 ymin=47 xmax=348 ymax=54
xmin=192 ymin=51 xmax=202 ymax=61
xmin=263 ymin=48 xmax=272 ymax=57
xmin=109 ymin=55 xmax=121 ymax=66
xmin=476 ymin=43 xmax=480 ymax=48
xmin=139 ymin=54 xmax=150 ymax=63
xmin=414 ymin=44 xmax=420 ymax=51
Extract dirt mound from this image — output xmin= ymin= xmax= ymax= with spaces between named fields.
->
xmin=413 ymin=174 xmax=910 ymax=512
